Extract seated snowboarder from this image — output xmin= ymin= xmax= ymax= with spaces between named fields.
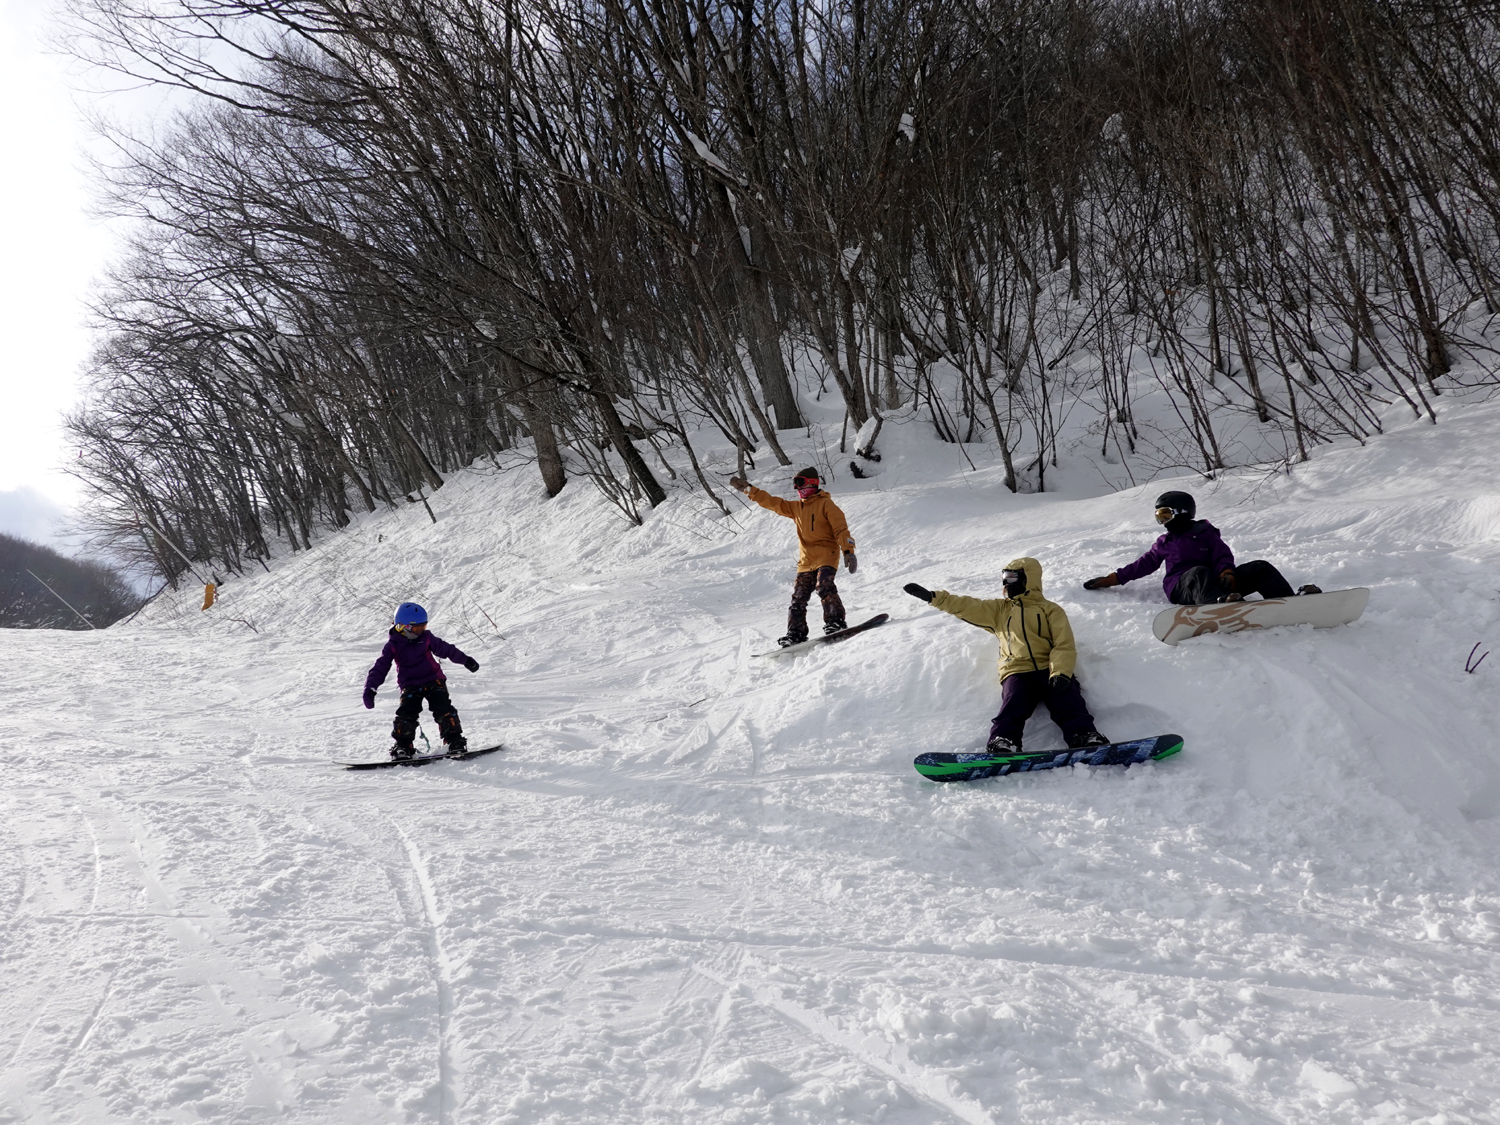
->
xmin=1082 ymin=490 xmax=1321 ymax=605
xmin=904 ymin=558 xmax=1109 ymax=754
xmin=363 ymin=601 xmax=480 ymax=759
xmin=729 ymin=466 xmax=857 ymax=646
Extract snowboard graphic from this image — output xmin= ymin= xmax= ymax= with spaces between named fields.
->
xmin=339 ymin=743 xmax=505 ymax=771
xmin=753 ymin=613 xmax=890 ymax=658
xmin=1152 ymin=588 xmax=1369 ymax=646
xmin=914 ymin=734 xmax=1183 ymax=782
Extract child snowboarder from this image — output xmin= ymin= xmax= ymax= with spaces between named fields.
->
xmin=729 ymin=466 xmax=858 ymax=646
xmin=904 ymin=558 xmax=1109 ymax=753
xmin=363 ymin=601 xmax=481 ymax=759
xmin=1082 ymin=490 xmax=1321 ymax=605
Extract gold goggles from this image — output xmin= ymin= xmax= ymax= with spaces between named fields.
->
xmin=1155 ymin=506 xmax=1185 ymax=525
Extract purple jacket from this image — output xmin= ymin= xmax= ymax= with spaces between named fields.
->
xmin=365 ymin=629 xmax=473 ymax=692
xmin=1115 ymin=520 xmax=1235 ymax=600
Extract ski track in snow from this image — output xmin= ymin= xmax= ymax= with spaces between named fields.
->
xmin=4 ymin=400 xmax=1500 ymax=1123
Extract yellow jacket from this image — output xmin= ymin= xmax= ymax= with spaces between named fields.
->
xmin=930 ymin=557 xmax=1077 ymax=681
xmin=745 ymin=486 xmax=855 ymax=572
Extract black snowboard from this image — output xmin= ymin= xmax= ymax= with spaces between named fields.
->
xmin=339 ymin=743 xmax=505 ymax=771
xmin=753 ymin=613 xmax=890 ymax=658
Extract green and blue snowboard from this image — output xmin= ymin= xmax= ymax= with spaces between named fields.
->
xmin=914 ymin=734 xmax=1183 ymax=782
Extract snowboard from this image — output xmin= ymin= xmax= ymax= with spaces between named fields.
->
xmin=753 ymin=613 xmax=890 ymax=658
xmin=338 ymin=743 xmax=505 ymax=771
xmin=914 ymin=733 xmax=1183 ymax=782
xmin=1152 ymin=587 xmax=1370 ymax=646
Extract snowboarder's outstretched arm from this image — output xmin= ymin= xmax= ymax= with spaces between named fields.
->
xmin=429 ymin=634 xmax=480 ymax=673
xmin=1112 ymin=537 xmax=1168 ymax=586
xmin=927 ymin=590 xmax=1007 ymax=634
xmin=741 ymin=484 xmax=797 ymax=518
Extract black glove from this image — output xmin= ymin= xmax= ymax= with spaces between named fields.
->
xmin=463 ymin=657 xmax=480 ymax=673
xmin=1049 ymin=674 xmax=1074 ymax=691
xmin=1082 ymin=574 xmax=1118 ymax=590
xmin=844 ymin=551 xmax=858 ymax=575
xmin=903 ymin=582 xmax=933 ymax=603
xmin=363 ymin=688 xmax=376 ymax=710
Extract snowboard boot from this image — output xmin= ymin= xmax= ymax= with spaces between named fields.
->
xmin=985 ymin=735 xmax=1021 ymax=755
xmin=1296 ymin=584 xmax=1322 ymax=596
xmin=391 ymin=716 xmax=419 ymax=760
xmin=437 ymin=711 xmax=466 ymax=755
xmin=1067 ymin=730 xmax=1110 ymax=750
xmin=823 ymin=619 xmax=848 ymax=636
xmin=1217 ymin=592 xmax=1244 ymax=603
xmin=778 ymin=632 xmax=808 ymax=648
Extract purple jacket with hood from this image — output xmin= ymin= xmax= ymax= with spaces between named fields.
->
xmin=365 ymin=629 xmax=473 ymax=692
xmin=1115 ymin=519 xmax=1235 ymax=600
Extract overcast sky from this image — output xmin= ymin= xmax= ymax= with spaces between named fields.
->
xmin=0 ymin=0 xmax=120 ymax=510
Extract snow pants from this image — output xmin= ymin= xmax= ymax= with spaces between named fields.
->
xmin=989 ymin=669 xmax=1101 ymax=749
xmin=787 ymin=566 xmax=846 ymax=640
xmin=1172 ymin=559 xmax=1295 ymax=606
xmin=393 ymin=680 xmax=464 ymax=748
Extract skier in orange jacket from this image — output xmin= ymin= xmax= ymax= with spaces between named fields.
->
xmin=730 ymin=466 xmax=857 ymax=646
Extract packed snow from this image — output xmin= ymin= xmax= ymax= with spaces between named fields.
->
xmin=3 ymin=397 xmax=1500 ymax=1125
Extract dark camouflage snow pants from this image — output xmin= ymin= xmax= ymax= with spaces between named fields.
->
xmin=787 ymin=566 xmax=845 ymax=640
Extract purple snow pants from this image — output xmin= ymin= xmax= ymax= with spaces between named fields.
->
xmin=989 ymin=669 xmax=1100 ymax=749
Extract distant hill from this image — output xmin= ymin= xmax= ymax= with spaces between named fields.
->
xmin=0 ymin=533 xmax=143 ymax=629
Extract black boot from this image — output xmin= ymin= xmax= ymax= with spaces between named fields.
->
xmin=823 ymin=618 xmax=848 ymax=636
xmin=391 ymin=716 xmax=418 ymax=760
xmin=437 ymin=712 xmax=466 ymax=755
xmin=1067 ymin=730 xmax=1110 ymax=750
xmin=778 ymin=632 xmax=808 ymax=647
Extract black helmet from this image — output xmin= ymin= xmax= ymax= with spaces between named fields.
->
xmin=1154 ymin=490 xmax=1195 ymax=527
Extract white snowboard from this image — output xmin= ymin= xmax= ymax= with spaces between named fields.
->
xmin=1152 ymin=588 xmax=1370 ymax=646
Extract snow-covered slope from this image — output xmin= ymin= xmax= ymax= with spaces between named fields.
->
xmin=4 ymin=401 xmax=1499 ymax=1125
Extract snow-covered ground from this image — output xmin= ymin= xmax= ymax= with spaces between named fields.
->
xmin=4 ymin=398 xmax=1500 ymax=1125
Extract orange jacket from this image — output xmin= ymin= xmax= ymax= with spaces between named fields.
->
xmin=745 ymin=486 xmax=855 ymax=571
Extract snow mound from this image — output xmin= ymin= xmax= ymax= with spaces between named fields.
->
xmin=4 ymin=402 xmax=1499 ymax=1123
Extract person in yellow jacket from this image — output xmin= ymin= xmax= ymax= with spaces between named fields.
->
xmin=730 ymin=466 xmax=857 ymax=646
xmin=904 ymin=557 xmax=1110 ymax=754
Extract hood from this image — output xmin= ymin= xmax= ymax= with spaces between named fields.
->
xmin=1004 ymin=556 xmax=1045 ymax=599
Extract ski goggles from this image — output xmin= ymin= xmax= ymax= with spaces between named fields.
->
xmin=1155 ymin=506 xmax=1187 ymax=525
xmin=1001 ymin=569 xmax=1026 ymax=586
xmin=396 ymin=622 xmax=427 ymax=639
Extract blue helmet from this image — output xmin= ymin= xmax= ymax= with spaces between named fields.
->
xmin=393 ymin=601 xmax=428 ymax=626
